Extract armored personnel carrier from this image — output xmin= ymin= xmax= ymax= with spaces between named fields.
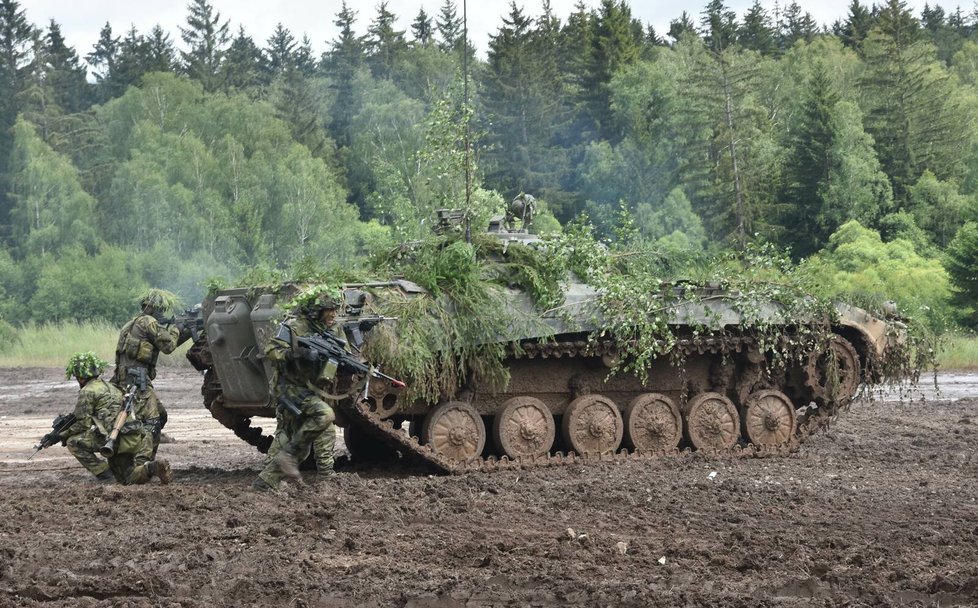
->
xmin=185 ymin=210 xmax=909 ymax=473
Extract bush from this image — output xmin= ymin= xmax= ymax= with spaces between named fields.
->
xmin=29 ymin=246 xmax=143 ymax=324
xmin=800 ymin=221 xmax=952 ymax=330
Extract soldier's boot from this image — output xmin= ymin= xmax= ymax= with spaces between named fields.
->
xmin=94 ymin=469 xmax=115 ymax=484
xmin=250 ymin=477 xmax=275 ymax=492
xmin=149 ymin=459 xmax=173 ymax=484
xmin=275 ymin=448 xmax=301 ymax=481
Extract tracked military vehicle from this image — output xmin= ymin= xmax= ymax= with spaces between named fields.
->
xmin=185 ymin=208 xmax=909 ymax=473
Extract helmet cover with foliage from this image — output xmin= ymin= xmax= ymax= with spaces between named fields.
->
xmin=138 ymin=288 xmax=181 ymax=315
xmin=65 ymin=351 xmax=109 ymax=380
xmin=290 ymin=284 xmax=341 ymax=317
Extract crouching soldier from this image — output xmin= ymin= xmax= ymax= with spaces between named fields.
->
xmin=251 ymin=286 xmax=338 ymax=491
xmin=37 ymin=352 xmax=172 ymax=485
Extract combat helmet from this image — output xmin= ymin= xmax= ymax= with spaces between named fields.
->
xmin=292 ymin=284 xmax=341 ymax=318
xmin=65 ymin=351 xmax=109 ymax=380
xmin=139 ymin=288 xmax=180 ymax=316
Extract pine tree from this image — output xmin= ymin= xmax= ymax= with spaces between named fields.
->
xmin=365 ymin=2 xmax=407 ymax=81
xmin=739 ymin=0 xmax=776 ymax=55
xmin=778 ymin=1 xmax=818 ymax=50
xmin=143 ymin=26 xmax=177 ymax=74
xmin=41 ymin=21 xmax=90 ymax=113
xmin=861 ymin=0 xmax=967 ymax=203
xmin=411 ymin=8 xmax=434 ymax=47
xmin=835 ymin=0 xmax=875 ymax=51
xmin=295 ymin=35 xmax=315 ymax=76
xmin=221 ymin=27 xmax=265 ymax=93
xmin=86 ymin=22 xmax=119 ymax=102
xmin=0 ymin=0 xmax=35 ymax=232
xmin=179 ymin=0 xmax=230 ymax=92
xmin=482 ymin=2 xmax=571 ymax=200
xmin=668 ymin=11 xmax=698 ymax=43
xmin=701 ymin=0 xmax=738 ymax=53
xmin=114 ymin=27 xmax=151 ymax=92
xmin=436 ymin=0 xmax=463 ymax=53
xmin=920 ymin=3 xmax=964 ymax=63
xmin=782 ymin=63 xmax=839 ymax=257
xmin=323 ymin=1 xmax=365 ymax=148
xmin=265 ymin=23 xmax=297 ymax=77
xmin=583 ymin=0 xmax=641 ymax=142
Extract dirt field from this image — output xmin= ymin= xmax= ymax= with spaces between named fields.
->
xmin=1 ymin=367 xmax=977 ymax=607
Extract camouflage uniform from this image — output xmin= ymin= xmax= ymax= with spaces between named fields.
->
xmin=113 ymin=313 xmax=180 ymax=455
xmin=257 ymin=315 xmax=337 ymax=489
xmin=58 ymin=378 xmax=158 ymax=485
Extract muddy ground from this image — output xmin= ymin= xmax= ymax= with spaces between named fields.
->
xmin=1 ymin=368 xmax=977 ymax=607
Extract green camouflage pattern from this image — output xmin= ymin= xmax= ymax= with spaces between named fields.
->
xmin=60 ymin=379 xmax=122 ymax=438
xmin=67 ymin=427 xmax=155 ymax=484
xmin=259 ymin=399 xmax=336 ymax=488
xmin=65 ymin=352 xmax=109 ymax=380
xmin=258 ymin=316 xmax=337 ymax=488
xmin=114 ymin=313 xmax=180 ymax=383
xmin=58 ymin=379 xmax=156 ymax=484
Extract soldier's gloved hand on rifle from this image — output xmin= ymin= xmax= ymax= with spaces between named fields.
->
xmin=41 ymin=432 xmax=62 ymax=447
xmin=286 ymin=346 xmax=319 ymax=363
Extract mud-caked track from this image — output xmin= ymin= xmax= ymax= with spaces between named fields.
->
xmin=2 ymin=367 xmax=978 ymax=607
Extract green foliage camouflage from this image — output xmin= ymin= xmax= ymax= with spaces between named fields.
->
xmin=65 ymin=351 xmax=108 ymax=379
xmin=351 ymin=217 xmax=926 ymax=403
xmin=286 ymin=284 xmax=343 ymax=314
xmin=138 ymin=288 xmax=182 ymax=315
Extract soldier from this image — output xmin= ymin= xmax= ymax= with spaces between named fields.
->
xmin=112 ymin=288 xmax=187 ymax=456
xmin=252 ymin=286 xmax=339 ymax=490
xmin=39 ymin=352 xmax=172 ymax=485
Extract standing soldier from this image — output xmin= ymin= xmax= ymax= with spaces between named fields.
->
xmin=252 ymin=286 xmax=339 ymax=490
xmin=113 ymin=288 xmax=188 ymax=456
xmin=36 ymin=352 xmax=172 ymax=484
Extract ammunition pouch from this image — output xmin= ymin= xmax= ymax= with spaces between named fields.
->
xmin=124 ymin=335 xmax=155 ymax=365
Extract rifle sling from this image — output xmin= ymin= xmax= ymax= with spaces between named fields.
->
xmin=304 ymin=378 xmax=364 ymax=403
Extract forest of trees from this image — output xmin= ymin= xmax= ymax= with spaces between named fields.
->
xmin=0 ymin=0 xmax=976 ymax=331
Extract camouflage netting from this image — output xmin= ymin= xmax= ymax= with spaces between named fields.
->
xmin=253 ymin=225 xmax=929 ymax=404
xmin=139 ymin=288 xmax=182 ymax=315
xmin=65 ymin=351 xmax=109 ymax=380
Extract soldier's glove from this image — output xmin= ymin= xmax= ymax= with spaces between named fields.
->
xmin=40 ymin=432 xmax=62 ymax=448
xmin=287 ymin=347 xmax=319 ymax=363
xmin=297 ymin=346 xmax=319 ymax=362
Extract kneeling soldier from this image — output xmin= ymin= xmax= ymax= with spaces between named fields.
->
xmin=38 ymin=352 xmax=172 ymax=485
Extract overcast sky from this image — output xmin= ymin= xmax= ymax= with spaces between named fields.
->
xmin=22 ymin=0 xmax=966 ymax=63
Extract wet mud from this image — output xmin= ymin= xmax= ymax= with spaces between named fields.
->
xmin=1 ymin=367 xmax=978 ymax=607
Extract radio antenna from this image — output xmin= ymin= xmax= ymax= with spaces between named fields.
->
xmin=463 ymin=0 xmax=472 ymax=243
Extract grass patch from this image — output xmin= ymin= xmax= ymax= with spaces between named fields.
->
xmin=0 ymin=320 xmax=191 ymax=369
xmin=936 ymin=333 xmax=978 ymax=371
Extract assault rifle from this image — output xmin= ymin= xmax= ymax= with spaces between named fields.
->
xmin=299 ymin=332 xmax=406 ymax=389
xmin=100 ymin=368 xmax=146 ymax=457
xmin=293 ymin=329 xmax=406 ymax=390
xmin=28 ymin=413 xmax=78 ymax=460
xmin=161 ymin=304 xmax=204 ymax=345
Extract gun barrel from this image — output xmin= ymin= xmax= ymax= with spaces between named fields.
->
xmin=99 ymin=438 xmax=117 ymax=458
